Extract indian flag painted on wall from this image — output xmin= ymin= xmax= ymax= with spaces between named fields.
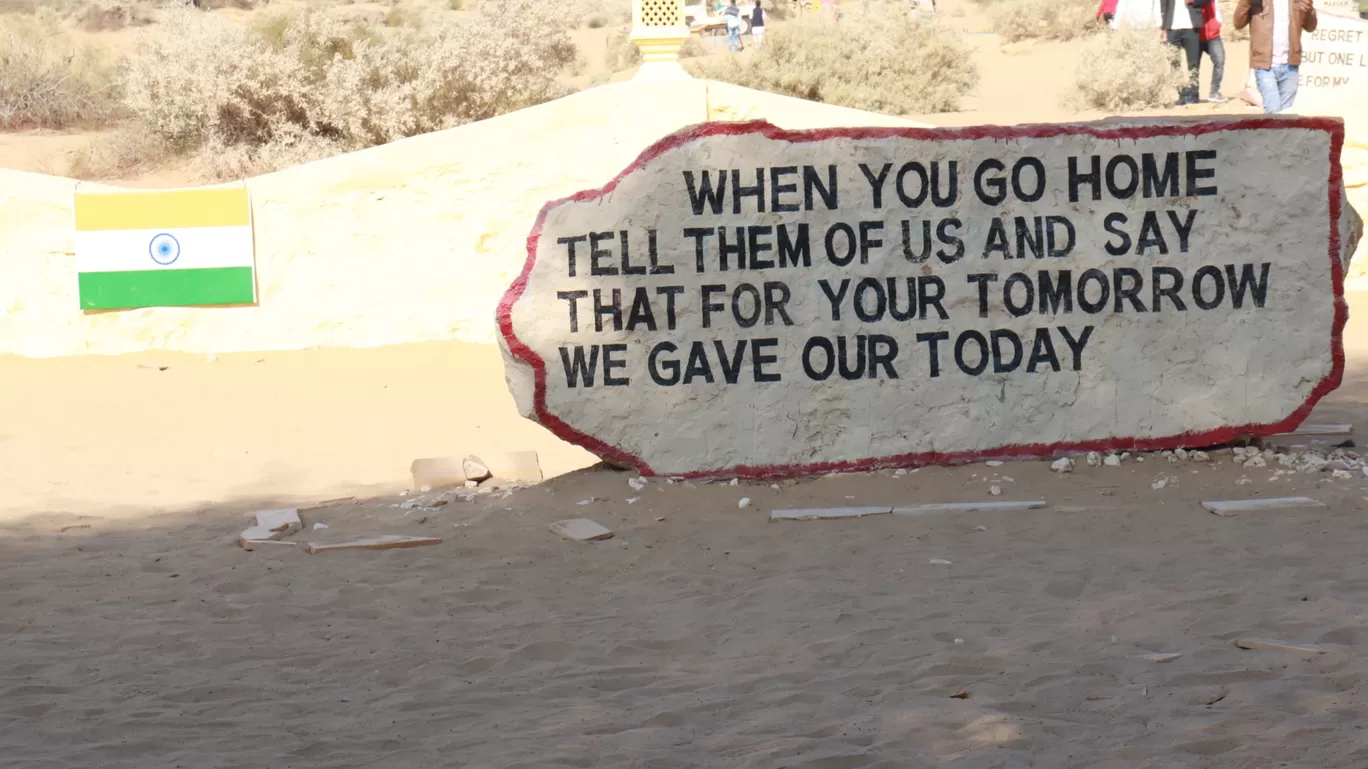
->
xmin=74 ymin=186 xmax=257 ymax=310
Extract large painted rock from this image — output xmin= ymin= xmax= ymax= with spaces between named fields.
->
xmin=498 ymin=118 xmax=1363 ymax=478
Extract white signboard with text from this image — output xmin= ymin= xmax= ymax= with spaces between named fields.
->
xmin=498 ymin=119 xmax=1360 ymax=478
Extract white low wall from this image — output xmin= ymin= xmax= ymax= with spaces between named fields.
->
xmin=0 ymin=79 xmax=919 ymax=359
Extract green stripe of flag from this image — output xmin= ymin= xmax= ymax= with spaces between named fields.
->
xmin=79 ymin=267 xmax=255 ymax=310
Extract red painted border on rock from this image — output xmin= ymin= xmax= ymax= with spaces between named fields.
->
xmin=497 ymin=118 xmax=1349 ymax=479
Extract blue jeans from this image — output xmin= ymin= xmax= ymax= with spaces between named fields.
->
xmin=727 ymin=26 xmax=741 ymax=52
xmin=1254 ymin=65 xmax=1299 ymax=113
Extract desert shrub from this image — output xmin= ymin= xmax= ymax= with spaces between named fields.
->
xmin=78 ymin=0 xmax=154 ymax=30
xmin=447 ymin=0 xmax=462 ymax=9
xmin=120 ymin=3 xmax=575 ymax=176
xmin=586 ymin=13 xmax=608 ymax=28
xmin=0 ymin=12 xmax=121 ymax=129
xmin=1072 ymin=28 xmax=1187 ymax=111
xmin=993 ymin=0 xmax=1097 ymax=42
xmin=65 ymin=125 xmax=172 ymax=180
xmin=685 ymin=2 xmax=978 ymax=115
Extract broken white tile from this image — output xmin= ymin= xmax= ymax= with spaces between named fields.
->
xmin=548 ymin=518 xmax=615 ymax=541
xmin=1202 ymin=497 xmax=1326 ymax=516
xmin=306 ymin=535 xmax=442 ymax=554
xmin=1235 ymin=638 xmax=1328 ymax=655
xmin=1143 ymin=652 xmax=1183 ymax=663
xmin=769 ymin=506 xmax=893 ymax=522
xmin=1273 ymin=424 xmax=1352 ymax=437
xmin=893 ymin=500 xmax=1046 ymax=516
xmin=254 ymin=508 xmax=301 ymax=536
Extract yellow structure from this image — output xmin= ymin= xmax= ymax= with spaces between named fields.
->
xmin=630 ymin=0 xmax=691 ymax=82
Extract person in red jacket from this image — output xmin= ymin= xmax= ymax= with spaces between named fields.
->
xmin=1199 ymin=0 xmax=1227 ymax=102
xmin=1097 ymin=0 xmax=1119 ymax=25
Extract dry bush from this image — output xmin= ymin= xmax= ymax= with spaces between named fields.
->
xmin=0 ymin=12 xmax=121 ymax=129
xmin=77 ymin=0 xmax=155 ymax=31
xmin=120 ymin=3 xmax=575 ymax=177
xmin=993 ymin=0 xmax=1098 ymax=42
xmin=685 ymin=2 xmax=978 ymax=115
xmin=65 ymin=125 xmax=172 ymax=179
xmin=1072 ymin=28 xmax=1187 ymax=111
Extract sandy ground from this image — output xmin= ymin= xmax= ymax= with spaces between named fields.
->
xmin=3 ymin=296 xmax=1368 ymax=767
xmin=5 ymin=3 xmax=1368 ymax=766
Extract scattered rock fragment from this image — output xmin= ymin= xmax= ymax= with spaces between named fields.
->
xmin=989 ymin=485 xmax=1002 ymax=496
xmin=306 ymin=535 xmax=443 ymax=554
xmin=1086 ymin=452 xmax=1101 ymax=467
xmin=949 ymin=690 xmax=970 ymax=699
xmin=930 ymin=559 xmax=953 ymax=565
xmin=1333 ymin=469 xmax=1353 ymax=480
xmin=58 ymin=523 xmax=91 ymax=533
xmin=738 ymin=497 xmax=752 ymax=509
xmin=1191 ymin=451 xmax=1210 ymax=462
xmin=1050 ymin=457 xmax=1074 ymax=473
xmin=985 ymin=460 xmax=1003 ymax=467
xmin=628 ymin=476 xmax=648 ymax=492
xmin=1151 ymin=477 xmax=1169 ymax=490
xmin=1103 ymin=454 xmax=1122 ymax=467
xmin=548 ymin=518 xmax=615 ymax=541
xmin=462 ymin=455 xmax=492 ymax=483
xmin=1245 ymin=455 xmax=1267 ymax=468
xmin=893 ymin=469 xmax=908 ymax=477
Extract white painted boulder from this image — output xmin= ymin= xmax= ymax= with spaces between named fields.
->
xmin=498 ymin=118 xmax=1363 ymax=478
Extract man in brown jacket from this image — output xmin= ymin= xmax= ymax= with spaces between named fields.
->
xmin=1235 ymin=0 xmax=1317 ymax=113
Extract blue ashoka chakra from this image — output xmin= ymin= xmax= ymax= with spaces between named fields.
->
xmin=149 ymin=233 xmax=181 ymax=266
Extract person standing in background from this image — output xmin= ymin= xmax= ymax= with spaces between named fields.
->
xmin=1161 ymin=0 xmax=1213 ymax=106
xmin=750 ymin=1 xmax=766 ymax=47
xmin=724 ymin=0 xmax=743 ymax=52
xmin=1199 ymin=0 xmax=1227 ymax=101
xmin=1235 ymin=0 xmax=1317 ymax=113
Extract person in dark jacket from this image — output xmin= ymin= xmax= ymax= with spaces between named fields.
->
xmin=1161 ymin=0 xmax=1215 ymax=106
xmin=751 ymin=1 xmax=766 ymax=47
